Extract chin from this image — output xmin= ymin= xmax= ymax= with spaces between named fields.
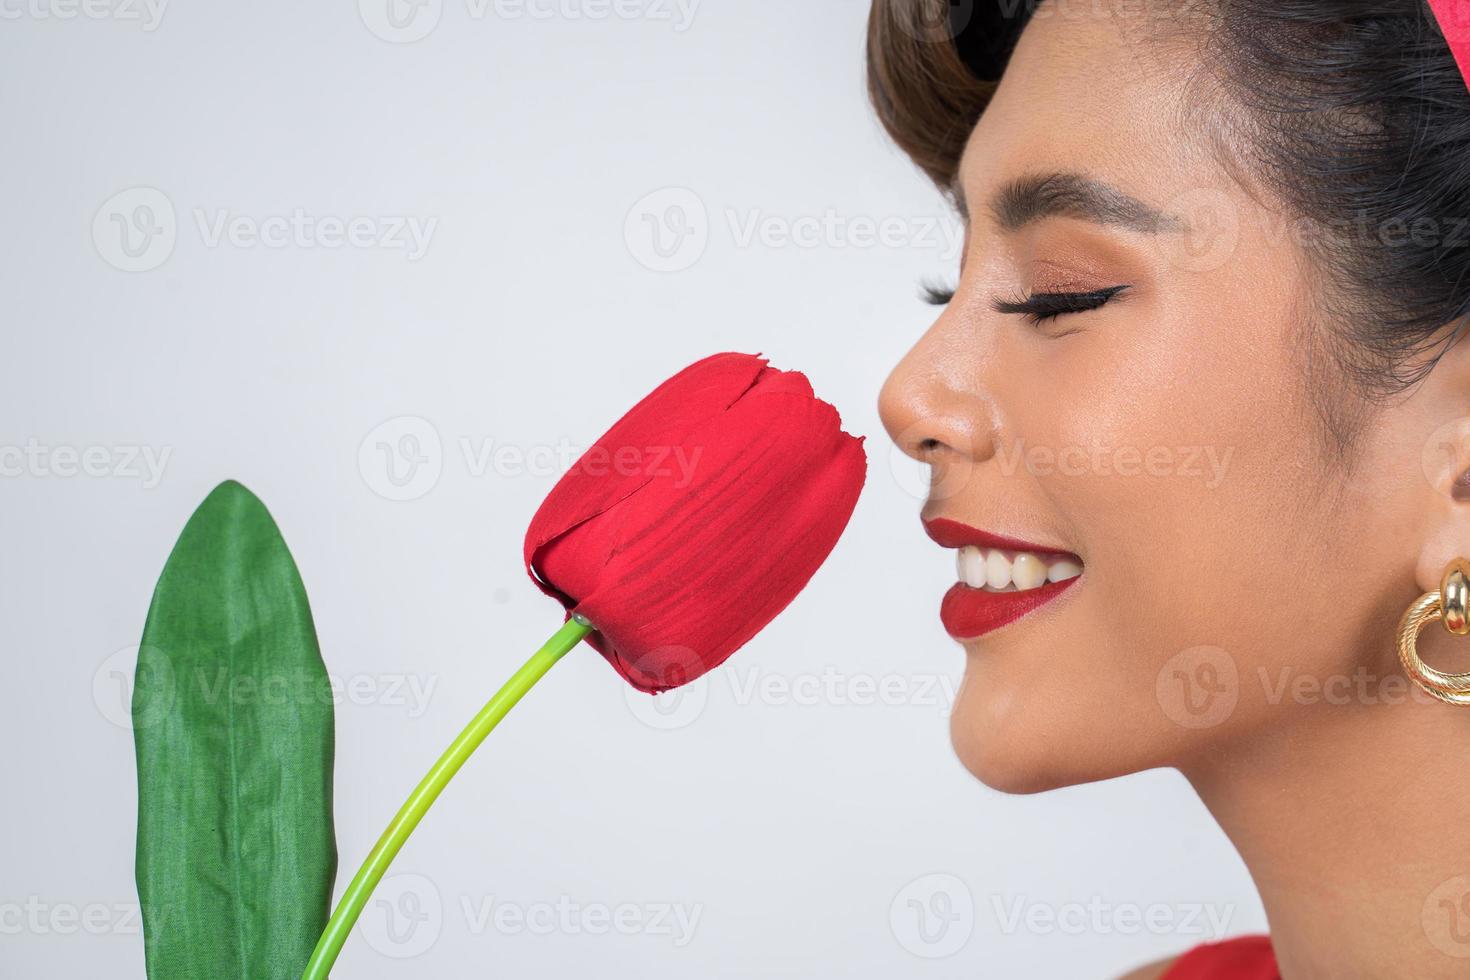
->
xmin=947 ymin=661 xmax=1164 ymax=796
xmin=954 ymin=751 xmax=1071 ymax=795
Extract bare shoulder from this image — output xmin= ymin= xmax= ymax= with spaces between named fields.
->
xmin=1115 ymin=957 xmax=1179 ymax=980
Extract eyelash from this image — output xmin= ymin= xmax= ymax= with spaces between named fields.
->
xmin=995 ymin=285 xmax=1130 ymax=324
xmin=919 ymin=279 xmax=957 ymax=306
xmin=922 ymin=282 xmax=1130 ymax=324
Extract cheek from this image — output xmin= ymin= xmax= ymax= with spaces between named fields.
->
xmin=1014 ymin=305 xmax=1310 ymax=617
xmin=979 ymin=294 xmax=1363 ymax=757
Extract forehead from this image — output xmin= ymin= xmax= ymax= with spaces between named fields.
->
xmin=956 ymin=3 xmax=1205 ymax=208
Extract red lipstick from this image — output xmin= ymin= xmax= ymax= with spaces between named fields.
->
xmin=923 ymin=518 xmax=1082 ymax=640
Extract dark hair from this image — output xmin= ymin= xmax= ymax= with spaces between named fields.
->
xmin=867 ymin=0 xmax=1470 ymax=455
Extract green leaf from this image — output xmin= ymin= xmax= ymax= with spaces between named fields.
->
xmin=133 ymin=480 xmax=337 ymax=980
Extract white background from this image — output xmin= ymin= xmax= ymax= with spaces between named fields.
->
xmin=0 ymin=1 xmax=1266 ymax=976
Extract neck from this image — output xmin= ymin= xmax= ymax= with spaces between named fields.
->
xmin=1184 ymin=689 xmax=1470 ymax=979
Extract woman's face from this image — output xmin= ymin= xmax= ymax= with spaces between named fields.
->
xmin=879 ymin=4 xmax=1448 ymax=792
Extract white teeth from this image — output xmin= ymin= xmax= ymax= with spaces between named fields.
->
xmin=955 ymin=546 xmax=1082 ymax=592
xmin=957 ymin=546 xmax=986 ymax=589
xmin=1047 ymin=559 xmax=1082 ymax=583
xmin=985 ymin=549 xmax=1012 ymax=590
xmin=1012 ymin=553 xmax=1048 ymax=590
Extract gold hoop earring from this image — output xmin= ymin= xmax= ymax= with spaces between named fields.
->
xmin=1396 ymin=557 xmax=1470 ymax=705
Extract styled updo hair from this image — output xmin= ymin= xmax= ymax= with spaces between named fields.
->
xmin=867 ymin=0 xmax=1470 ymax=456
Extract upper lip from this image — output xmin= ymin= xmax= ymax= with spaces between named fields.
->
xmin=922 ymin=517 xmax=1081 ymax=561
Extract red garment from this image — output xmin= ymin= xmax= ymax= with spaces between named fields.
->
xmin=1162 ymin=935 xmax=1279 ymax=979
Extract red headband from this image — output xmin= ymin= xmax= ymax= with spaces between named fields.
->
xmin=1429 ymin=0 xmax=1470 ymax=89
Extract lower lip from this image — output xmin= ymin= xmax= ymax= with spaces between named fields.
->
xmin=939 ymin=577 xmax=1080 ymax=640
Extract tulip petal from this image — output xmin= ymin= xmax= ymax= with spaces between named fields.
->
xmin=530 ymin=360 xmax=866 ymax=692
xmin=524 ymin=351 xmax=769 ymax=604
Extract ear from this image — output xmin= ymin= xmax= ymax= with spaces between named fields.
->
xmin=1414 ymin=332 xmax=1470 ymax=594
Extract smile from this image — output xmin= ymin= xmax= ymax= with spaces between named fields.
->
xmin=924 ymin=518 xmax=1083 ymax=640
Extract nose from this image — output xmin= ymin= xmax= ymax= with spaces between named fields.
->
xmin=878 ymin=318 xmax=997 ymax=471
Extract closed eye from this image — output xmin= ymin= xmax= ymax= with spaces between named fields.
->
xmin=994 ymin=285 xmax=1130 ymax=324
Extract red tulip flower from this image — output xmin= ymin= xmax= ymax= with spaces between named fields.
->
xmin=524 ymin=351 xmax=867 ymax=693
xmin=307 ymin=351 xmax=865 ymax=976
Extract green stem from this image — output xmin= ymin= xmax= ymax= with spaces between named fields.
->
xmin=300 ymin=617 xmax=592 ymax=980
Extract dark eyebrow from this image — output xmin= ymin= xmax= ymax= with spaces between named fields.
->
xmin=950 ymin=171 xmax=1188 ymax=235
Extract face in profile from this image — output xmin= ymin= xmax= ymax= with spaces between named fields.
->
xmin=877 ymin=2 xmax=1467 ymax=794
